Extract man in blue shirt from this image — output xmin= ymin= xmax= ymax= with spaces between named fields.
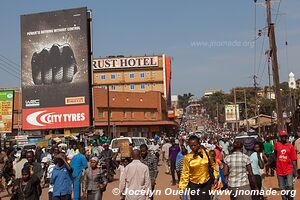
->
xmin=51 ymin=153 xmax=73 ymax=200
xmin=70 ymin=147 xmax=88 ymax=200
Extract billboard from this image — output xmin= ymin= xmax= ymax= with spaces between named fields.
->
xmin=21 ymin=7 xmax=91 ymax=130
xmin=93 ymin=56 xmax=158 ymax=70
xmin=225 ymin=104 xmax=240 ymax=121
xmin=0 ymin=90 xmax=14 ymax=133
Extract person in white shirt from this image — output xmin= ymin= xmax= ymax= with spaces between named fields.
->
xmin=161 ymin=139 xmax=172 ymax=174
xmin=119 ymin=150 xmax=151 ymax=200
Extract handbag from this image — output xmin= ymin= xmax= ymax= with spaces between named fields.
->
xmin=203 ymin=150 xmax=215 ymax=180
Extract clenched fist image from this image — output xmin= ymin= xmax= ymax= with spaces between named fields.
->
xmin=31 ymin=44 xmax=78 ymax=85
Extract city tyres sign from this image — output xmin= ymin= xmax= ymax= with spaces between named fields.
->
xmin=93 ymin=56 xmax=158 ymax=70
xmin=23 ymin=105 xmax=89 ymax=130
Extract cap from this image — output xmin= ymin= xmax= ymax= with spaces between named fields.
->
xmin=279 ymin=130 xmax=288 ymax=136
xmin=90 ymin=156 xmax=99 ymax=163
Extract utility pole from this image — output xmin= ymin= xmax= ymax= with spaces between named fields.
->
xmin=253 ymin=75 xmax=261 ymax=134
xmin=216 ymin=103 xmax=219 ymax=129
xmin=266 ymin=0 xmax=284 ymax=131
xmin=244 ymin=89 xmax=249 ymax=131
xmin=107 ymin=85 xmax=111 ymax=138
xmin=233 ymin=88 xmax=238 ymax=132
xmin=267 ymin=53 xmax=273 ymax=133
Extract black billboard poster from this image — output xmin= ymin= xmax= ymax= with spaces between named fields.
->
xmin=21 ymin=7 xmax=91 ymax=130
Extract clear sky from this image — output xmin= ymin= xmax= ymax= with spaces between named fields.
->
xmin=0 ymin=0 xmax=299 ymax=97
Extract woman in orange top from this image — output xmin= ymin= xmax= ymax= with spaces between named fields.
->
xmin=179 ymin=135 xmax=218 ymax=200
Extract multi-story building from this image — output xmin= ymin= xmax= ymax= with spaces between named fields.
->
xmin=93 ymin=88 xmax=177 ymax=138
xmin=93 ymin=54 xmax=172 ymax=106
xmin=204 ymin=90 xmax=224 ymax=97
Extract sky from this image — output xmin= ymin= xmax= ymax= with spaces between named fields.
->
xmin=0 ymin=0 xmax=299 ymax=97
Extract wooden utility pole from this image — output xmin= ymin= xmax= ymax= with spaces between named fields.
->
xmin=244 ymin=89 xmax=249 ymax=131
xmin=253 ymin=75 xmax=260 ymax=134
xmin=107 ymin=85 xmax=111 ymax=137
xmin=266 ymin=0 xmax=284 ymax=131
xmin=233 ymin=88 xmax=238 ymax=131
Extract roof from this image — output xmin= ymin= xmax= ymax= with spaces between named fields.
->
xmin=95 ymin=120 xmax=178 ymax=127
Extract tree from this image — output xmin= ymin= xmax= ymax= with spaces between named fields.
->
xmin=178 ymin=93 xmax=194 ymax=109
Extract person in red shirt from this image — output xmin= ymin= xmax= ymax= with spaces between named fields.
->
xmin=274 ymin=130 xmax=297 ymax=200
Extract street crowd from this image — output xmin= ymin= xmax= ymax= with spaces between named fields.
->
xmin=0 ymin=128 xmax=299 ymax=200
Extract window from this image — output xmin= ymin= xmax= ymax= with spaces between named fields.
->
xmin=151 ymin=111 xmax=155 ymax=119
xmin=131 ymin=112 xmax=135 ymax=119
xmin=140 ymin=72 xmax=145 ymax=78
xmin=110 ymin=112 xmax=113 ymax=119
xmin=98 ymin=109 xmax=104 ymax=119
xmin=144 ymin=112 xmax=147 ymax=119
xmin=111 ymin=85 xmax=116 ymax=90
xmin=101 ymin=74 xmax=106 ymax=80
xmin=101 ymin=85 xmax=107 ymax=89
xmin=130 ymin=84 xmax=135 ymax=90
xmin=123 ymin=112 xmax=127 ymax=118
xmin=130 ymin=73 xmax=135 ymax=79
xmin=111 ymin=74 xmax=116 ymax=79
xmin=140 ymin=84 xmax=145 ymax=90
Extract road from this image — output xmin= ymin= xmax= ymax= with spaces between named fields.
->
xmin=1 ymin=161 xmax=299 ymax=200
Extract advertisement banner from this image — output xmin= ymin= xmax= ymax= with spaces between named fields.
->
xmin=0 ymin=90 xmax=14 ymax=133
xmin=93 ymin=56 xmax=158 ymax=70
xmin=225 ymin=104 xmax=240 ymax=121
xmin=21 ymin=7 xmax=91 ymax=130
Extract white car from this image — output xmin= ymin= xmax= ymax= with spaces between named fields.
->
xmin=110 ymin=137 xmax=152 ymax=153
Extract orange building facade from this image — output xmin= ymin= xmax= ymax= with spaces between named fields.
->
xmin=93 ymin=54 xmax=172 ymax=106
xmin=93 ymin=88 xmax=177 ymax=138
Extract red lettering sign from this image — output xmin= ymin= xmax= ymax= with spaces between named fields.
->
xmin=22 ymin=105 xmax=90 ymax=130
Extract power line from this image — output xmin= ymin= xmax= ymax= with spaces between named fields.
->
xmin=0 ymin=59 xmax=21 ymax=76
xmin=0 ymin=54 xmax=21 ymax=68
xmin=274 ymin=0 xmax=282 ymax=25
xmin=0 ymin=63 xmax=20 ymax=80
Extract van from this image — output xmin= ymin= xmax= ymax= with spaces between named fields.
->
xmin=110 ymin=137 xmax=152 ymax=153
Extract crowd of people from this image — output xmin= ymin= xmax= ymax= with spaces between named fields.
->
xmin=0 ymin=127 xmax=299 ymax=200
xmin=0 ymin=141 xmax=112 ymax=200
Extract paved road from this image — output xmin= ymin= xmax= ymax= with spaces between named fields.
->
xmin=1 ymin=161 xmax=299 ymax=200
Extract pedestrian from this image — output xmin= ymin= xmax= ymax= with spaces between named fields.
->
xmin=178 ymin=135 xmax=217 ymax=200
xmin=274 ymin=130 xmax=297 ymax=200
xmin=161 ymin=138 xmax=172 ymax=174
xmin=210 ymin=150 xmax=224 ymax=200
xmin=169 ymin=139 xmax=180 ymax=185
xmin=250 ymin=142 xmax=265 ymax=200
xmin=70 ymin=147 xmax=88 ymax=200
xmin=24 ymin=151 xmax=43 ymax=180
xmin=83 ymin=157 xmax=108 ymax=200
xmin=223 ymin=140 xmax=256 ymax=200
xmin=51 ymin=153 xmax=73 ymax=200
xmin=293 ymin=131 xmax=300 ymax=178
xmin=119 ymin=149 xmax=151 ymax=200
xmin=263 ymin=137 xmax=274 ymax=176
xmin=14 ymin=150 xmax=28 ymax=179
xmin=10 ymin=166 xmax=42 ymax=200
xmin=140 ymin=144 xmax=158 ymax=200
xmin=175 ymin=146 xmax=188 ymax=200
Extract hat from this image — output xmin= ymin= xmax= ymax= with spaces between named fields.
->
xmin=90 ymin=156 xmax=99 ymax=162
xmin=279 ymin=130 xmax=288 ymax=136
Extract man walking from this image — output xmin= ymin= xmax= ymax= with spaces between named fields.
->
xmin=263 ymin=137 xmax=274 ymax=176
xmin=162 ymin=138 xmax=172 ymax=174
xmin=274 ymin=130 xmax=297 ymax=200
xmin=223 ymin=140 xmax=256 ymax=200
xmin=51 ymin=153 xmax=73 ymax=200
xmin=70 ymin=147 xmax=88 ymax=200
xmin=140 ymin=144 xmax=158 ymax=200
xmin=119 ymin=149 xmax=151 ymax=200
xmin=169 ymin=139 xmax=180 ymax=185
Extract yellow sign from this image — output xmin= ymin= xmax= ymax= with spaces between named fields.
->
xmin=0 ymin=91 xmax=14 ymax=133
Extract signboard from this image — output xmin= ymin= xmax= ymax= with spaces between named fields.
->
xmin=225 ymin=104 xmax=240 ymax=121
xmin=0 ymin=90 xmax=14 ymax=133
xmin=93 ymin=56 xmax=158 ymax=70
xmin=21 ymin=7 xmax=91 ymax=130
